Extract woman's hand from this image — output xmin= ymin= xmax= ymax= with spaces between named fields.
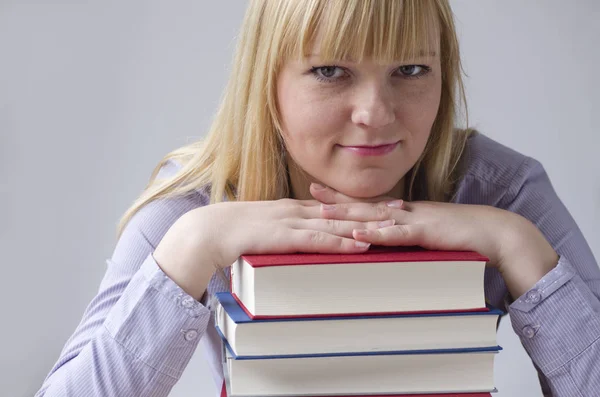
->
xmin=310 ymin=183 xmax=559 ymax=298
xmin=153 ymin=198 xmax=387 ymax=299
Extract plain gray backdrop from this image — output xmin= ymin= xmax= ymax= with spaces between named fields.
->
xmin=1 ymin=1 xmax=598 ymax=396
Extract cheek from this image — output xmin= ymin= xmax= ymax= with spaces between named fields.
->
xmin=396 ymin=80 xmax=442 ymax=139
xmin=278 ymin=85 xmax=344 ymax=154
xmin=401 ymin=78 xmax=441 ymax=120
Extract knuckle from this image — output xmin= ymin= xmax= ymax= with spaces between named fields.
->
xmin=394 ymin=225 xmax=410 ymax=238
xmin=309 ymin=230 xmax=326 ymax=245
xmin=277 ymin=198 xmax=296 ymax=214
xmin=326 ymin=218 xmax=336 ymax=229
xmin=375 ymin=203 xmax=390 ymax=218
xmin=279 ymin=198 xmax=294 ymax=207
xmin=326 ymin=218 xmax=342 ymax=231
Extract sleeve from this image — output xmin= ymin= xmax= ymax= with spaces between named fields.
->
xmin=501 ymin=157 xmax=600 ymax=397
xmin=35 ymin=163 xmax=215 ymax=397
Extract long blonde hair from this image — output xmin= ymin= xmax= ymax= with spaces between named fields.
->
xmin=117 ymin=0 xmax=472 ymax=238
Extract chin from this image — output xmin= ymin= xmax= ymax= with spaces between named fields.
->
xmin=333 ymin=181 xmax=399 ymax=200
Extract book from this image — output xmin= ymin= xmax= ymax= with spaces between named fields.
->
xmin=220 ymin=381 xmax=493 ymax=397
xmin=221 ymin=348 xmax=500 ymax=396
xmin=215 ymin=291 xmax=502 ymax=357
xmin=230 ymin=246 xmax=489 ymax=318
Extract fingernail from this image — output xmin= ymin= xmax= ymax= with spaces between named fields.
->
xmin=311 ymin=183 xmax=326 ymax=190
xmin=355 ymin=241 xmax=370 ymax=248
xmin=378 ymin=219 xmax=395 ymax=228
xmin=321 ymin=204 xmax=336 ymax=211
xmin=354 ymin=229 xmax=368 ymax=236
xmin=386 ymin=199 xmax=403 ymax=208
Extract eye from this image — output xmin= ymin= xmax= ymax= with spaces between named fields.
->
xmin=310 ymin=66 xmax=347 ymax=82
xmin=396 ymin=65 xmax=431 ymax=79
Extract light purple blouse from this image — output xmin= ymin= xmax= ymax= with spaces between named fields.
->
xmin=35 ymin=132 xmax=600 ymax=396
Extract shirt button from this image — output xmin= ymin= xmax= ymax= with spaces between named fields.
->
xmin=183 ymin=329 xmax=199 ymax=341
xmin=526 ymin=289 xmax=542 ymax=304
xmin=181 ymin=296 xmax=195 ymax=309
xmin=522 ymin=325 xmax=537 ymax=339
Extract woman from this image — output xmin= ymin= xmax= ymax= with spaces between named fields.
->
xmin=36 ymin=1 xmax=599 ymax=396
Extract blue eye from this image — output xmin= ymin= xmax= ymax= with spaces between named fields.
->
xmin=396 ymin=65 xmax=431 ymax=79
xmin=310 ymin=66 xmax=347 ymax=82
xmin=309 ymin=64 xmax=432 ymax=83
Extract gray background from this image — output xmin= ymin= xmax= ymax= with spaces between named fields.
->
xmin=1 ymin=1 xmax=598 ymax=396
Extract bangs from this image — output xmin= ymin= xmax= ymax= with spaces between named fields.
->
xmin=279 ymin=0 xmax=441 ymax=64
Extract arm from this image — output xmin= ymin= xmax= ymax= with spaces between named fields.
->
xmin=308 ymin=154 xmax=600 ymax=396
xmin=501 ymin=157 xmax=600 ymax=397
xmin=35 ymin=165 xmax=213 ymax=396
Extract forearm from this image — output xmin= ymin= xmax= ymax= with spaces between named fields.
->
xmin=497 ymin=213 xmax=559 ymax=299
xmin=36 ymin=254 xmax=212 ymax=396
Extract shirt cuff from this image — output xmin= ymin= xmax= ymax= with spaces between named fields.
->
xmin=507 ymin=256 xmax=600 ymax=373
xmin=104 ymin=253 xmax=212 ymax=379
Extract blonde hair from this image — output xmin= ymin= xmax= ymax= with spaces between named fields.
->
xmin=117 ymin=0 xmax=472 ymax=238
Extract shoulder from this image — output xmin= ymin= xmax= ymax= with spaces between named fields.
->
xmin=453 ymin=131 xmax=546 ymax=208
xmin=118 ymin=159 xmax=211 ymax=252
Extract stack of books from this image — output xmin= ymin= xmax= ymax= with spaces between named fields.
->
xmin=215 ymin=246 xmax=503 ymax=396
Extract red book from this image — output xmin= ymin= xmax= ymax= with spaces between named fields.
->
xmin=220 ymin=381 xmax=492 ymax=397
xmin=229 ymin=246 xmax=489 ymax=319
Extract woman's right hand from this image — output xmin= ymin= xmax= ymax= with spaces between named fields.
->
xmin=153 ymin=199 xmax=392 ymax=300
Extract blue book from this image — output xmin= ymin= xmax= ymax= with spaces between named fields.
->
xmin=215 ymin=292 xmax=502 ymax=360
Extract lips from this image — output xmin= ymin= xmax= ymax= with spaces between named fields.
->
xmin=338 ymin=141 xmax=400 ymax=156
xmin=346 ymin=143 xmax=395 ymax=149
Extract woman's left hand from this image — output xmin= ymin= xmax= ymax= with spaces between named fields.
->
xmin=310 ymin=183 xmax=559 ymax=298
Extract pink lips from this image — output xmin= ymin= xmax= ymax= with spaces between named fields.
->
xmin=339 ymin=141 xmax=399 ymax=156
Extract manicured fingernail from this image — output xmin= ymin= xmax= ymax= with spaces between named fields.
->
xmin=386 ymin=200 xmax=403 ymax=208
xmin=355 ymin=241 xmax=370 ymax=248
xmin=354 ymin=229 xmax=368 ymax=236
xmin=311 ymin=183 xmax=326 ymax=190
xmin=321 ymin=204 xmax=336 ymax=211
xmin=378 ymin=219 xmax=395 ymax=228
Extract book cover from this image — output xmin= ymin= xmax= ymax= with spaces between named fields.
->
xmin=239 ymin=246 xmax=489 ymax=268
xmin=215 ymin=322 xmax=502 ymax=360
xmin=228 ymin=292 xmax=490 ymax=321
xmin=217 ymin=292 xmax=502 ymax=324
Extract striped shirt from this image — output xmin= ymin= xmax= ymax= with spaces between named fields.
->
xmin=35 ymin=132 xmax=600 ymax=396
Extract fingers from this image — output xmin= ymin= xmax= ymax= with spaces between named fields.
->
xmin=273 ymin=198 xmax=403 ymax=228
xmin=290 ymin=229 xmax=371 ymax=253
xmin=352 ymin=224 xmax=424 ymax=247
xmin=294 ymin=218 xmax=395 ymax=238
xmin=320 ymin=200 xmax=409 ymax=222
xmin=268 ymin=195 xmax=414 ymax=254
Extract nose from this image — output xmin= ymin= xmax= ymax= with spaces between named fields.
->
xmin=351 ymin=82 xmax=396 ymax=129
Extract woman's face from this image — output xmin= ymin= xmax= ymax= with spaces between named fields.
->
xmin=277 ymin=42 xmax=442 ymax=200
